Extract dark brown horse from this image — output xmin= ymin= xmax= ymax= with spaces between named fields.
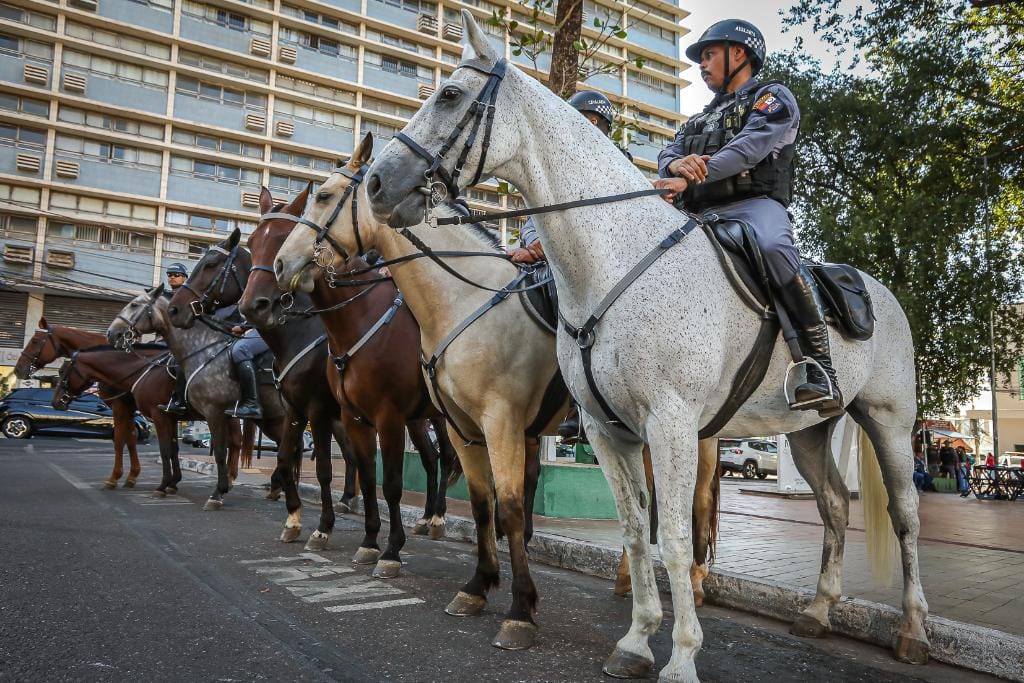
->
xmin=16 ymin=319 xmax=143 ymax=488
xmin=241 ymin=184 xmax=457 ymax=578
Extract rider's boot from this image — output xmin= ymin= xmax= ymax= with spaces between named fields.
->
xmin=556 ymin=405 xmax=589 ymax=445
xmin=227 ymin=360 xmax=263 ymax=419
xmin=778 ymin=266 xmax=844 ymax=418
xmin=159 ymin=369 xmax=188 ymax=416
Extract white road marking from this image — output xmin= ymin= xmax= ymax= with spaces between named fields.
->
xmin=48 ymin=463 xmax=96 ymax=490
xmin=254 ymin=565 xmax=354 ymax=583
xmin=240 ymin=552 xmax=330 ymax=565
xmin=324 ymin=598 xmax=424 ymax=612
xmin=286 ymin=576 xmax=405 ymax=603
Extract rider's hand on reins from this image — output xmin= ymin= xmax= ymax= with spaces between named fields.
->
xmin=231 ymin=325 xmax=244 ymax=336
xmin=669 ymin=154 xmax=711 ymax=183
xmin=653 ymin=177 xmax=689 ymax=202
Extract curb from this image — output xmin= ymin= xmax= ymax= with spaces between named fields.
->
xmin=178 ymin=457 xmax=1024 ymax=681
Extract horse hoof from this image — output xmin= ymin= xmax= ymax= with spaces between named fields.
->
xmin=602 ymin=648 xmax=654 ymax=679
xmin=165 ymin=486 xmax=177 ymax=495
xmin=266 ymin=489 xmax=282 ymax=501
xmin=103 ymin=480 xmax=117 ymax=490
xmin=153 ymin=490 xmax=167 ymax=498
xmin=412 ymin=519 xmax=429 ymax=536
xmin=124 ymin=479 xmax=137 ymax=489
xmin=445 ymin=591 xmax=486 ymax=617
xmin=203 ymin=498 xmax=223 ymax=511
xmin=790 ymin=613 xmax=830 ymax=638
xmin=280 ymin=526 xmax=302 ymax=543
xmin=491 ymin=619 xmax=538 ymax=650
xmin=352 ymin=547 xmax=380 ymax=565
xmin=428 ymin=523 xmax=445 ymax=541
xmin=894 ymin=634 xmax=930 ymax=665
xmin=304 ymin=531 xmax=330 ymax=551
xmin=372 ymin=560 xmax=402 ymax=579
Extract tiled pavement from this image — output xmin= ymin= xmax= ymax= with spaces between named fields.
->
xmin=224 ymin=453 xmax=1024 ymax=636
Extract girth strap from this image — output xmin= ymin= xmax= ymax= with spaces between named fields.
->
xmin=423 ymin=269 xmax=530 ymax=445
xmin=275 ymin=333 xmax=327 ymax=385
xmin=332 ymin=294 xmax=404 ymax=375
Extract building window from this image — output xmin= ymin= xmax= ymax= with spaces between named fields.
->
xmin=360 ymin=118 xmax=399 ymax=141
xmin=64 ymin=21 xmax=171 ymax=60
xmin=271 ymin=149 xmax=333 ymax=172
xmin=49 ymin=192 xmax=158 ymax=222
xmin=362 ymin=97 xmax=417 ymax=120
xmin=365 ymin=51 xmax=433 ymax=83
xmin=279 ymin=28 xmax=358 ymax=62
xmin=0 ymin=183 xmax=41 ymax=207
xmin=276 ymin=75 xmax=356 ymax=105
xmin=169 ymin=155 xmax=261 ymax=186
xmin=629 ymin=16 xmax=676 ymax=42
xmin=46 ymin=220 xmax=155 ymax=252
xmin=126 ymin=0 xmax=174 ymax=11
xmin=365 ymin=28 xmax=433 ymax=57
xmin=172 ymin=129 xmax=263 ymax=159
xmin=268 ymin=173 xmax=315 ymax=196
xmin=0 ymin=213 xmax=37 ymax=240
xmin=0 ymin=2 xmax=56 ymax=31
xmin=58 ymin=107 xmax=164 ymax=140
xmin=62 ymin=50 xmax=169 ymax=88
xmin=163 ymin=235 xmax=211 ymax=259
xmin=178 ymin=50 xmax=269 ymax=84
xmin=0 ymin=93 xmax=49 ymax=118
xmin=0 ymin=33 xmax=53 ymax=62
xmin=55 ymin=135 xmax=162 ymax=168
xmin=374 ymin=0 xmax=437 ymax=16
xmin=166 ymin=210 xmax=255 ymax=235
xmin=182 ymin=1 xmax=271 ymax=35
xmin=627 ymin=70 xmax=675 ymax=97
xmin=281 ymin=4 xmax=357 ymax=34
xmin=175 ymin=76 xmax=266 ymax=110
xmin=0 ymin=123 xmax=46 ymax=151
xmin=273 ymin=99 xmax=354 ymax=129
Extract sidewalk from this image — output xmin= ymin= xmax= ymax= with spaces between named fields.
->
xmin=225 ymin=453 xmax=1024 ymax=636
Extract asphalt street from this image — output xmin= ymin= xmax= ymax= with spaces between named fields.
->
xmin=0 ymin=437 xmax=991 ymax=682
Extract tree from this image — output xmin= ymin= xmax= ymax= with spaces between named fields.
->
xmin=764 ymin=0 xmax=1024 ymax=414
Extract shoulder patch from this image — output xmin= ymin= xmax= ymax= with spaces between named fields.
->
xmin=753 ymin=91 xmax=785 ymax=117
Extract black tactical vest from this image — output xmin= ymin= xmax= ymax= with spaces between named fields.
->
xmin=676 ymin=81 xmax=797 ymax=212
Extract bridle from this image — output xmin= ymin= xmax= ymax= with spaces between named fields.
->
xmin=113 ymin=295 xmax=158 ymax=350
xmin=394 ymin=58 xmax=508 ymax=226
xmin=178 ymin=244 xmax=245 ymax=317
xmin=19 ymin=327 xmax=65 ymax=375
xmin=53 ymin=354 xmax=86 ymax=408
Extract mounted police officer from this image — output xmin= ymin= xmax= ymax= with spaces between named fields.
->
xmin=655 ymin=19 xmax=842 ymax=418
xmin=158 ymin=262 xmax=190 ymax=416
xmin=225 ymin=321 xmax=268 ymax=419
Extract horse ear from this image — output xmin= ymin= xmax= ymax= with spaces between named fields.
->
xmin=461 ymin=9 xmax=498 ymax=65
xmin=227 ymin=227 xmax=241 ymax=248
xmin=291 ymin=182 xmax=313 ymax=213
xmin=38 ymin=316 xmax=48 ymax=329
xmin=151 ymin=283 xmax=165 ymax=298
xmin=350 ymin=132 xmax=373 ymax=170
xmin=259 ymin=186 xmax=274 ymax=214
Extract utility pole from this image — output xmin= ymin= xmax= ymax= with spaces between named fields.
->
xmin=984 ymin=154 xmax=1000 ymax=460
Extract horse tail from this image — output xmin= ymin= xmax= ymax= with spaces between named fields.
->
xmin=859 ymin=426 xmax=898 ymax=586
xmin=706 ymin=448 xmax=722 ymax=566
xmin=446 ymin=455 xmax=464 ymax=489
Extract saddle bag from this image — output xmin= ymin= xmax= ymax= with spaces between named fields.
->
xmin=807 ymin=263 xmax=875 ymax=341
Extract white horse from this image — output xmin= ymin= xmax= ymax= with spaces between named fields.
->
xmin=362 ymin=10 xmax=929 ymax=681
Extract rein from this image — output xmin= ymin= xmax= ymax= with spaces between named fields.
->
xmin=178 ymin=244 xmax=245 ymax=317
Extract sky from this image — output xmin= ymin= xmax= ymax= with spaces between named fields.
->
xmin=676 ymin=1 xmax=860 ymax=115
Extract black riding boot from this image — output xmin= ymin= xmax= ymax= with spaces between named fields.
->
xmin=556 ymin=405 xmax=589 ymax=445
xmin=777 ymin=267 xmax=844 ymax=418
xmin=159 ymin=369 xmax=188 ymax=416
xmin=227 ymin=360 xmax=263 ymax=419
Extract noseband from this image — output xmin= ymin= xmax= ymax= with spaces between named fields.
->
xmin=179 ymin=244 xmax=244 ymax=317
xmin=20 ymin=327 xmax=64 ymax=374
xmin=395 ymin=58 xmax=507 ymax=222
xmin=114 ymin=296 xmax=157 ymax=349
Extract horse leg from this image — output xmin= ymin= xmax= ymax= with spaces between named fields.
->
xmin=433 ymin=416 xmax=458 ymax=537
xmin=848 ymin=400 xmax=930 ymax=664
xmin=690 ymin=439 xmax=720 ymax=608
xmin=645 ymin=402 xmax=703 ymax=683
xmin=481 ymin=412 xmax=538 ymax=650
xmin=372 ymin=419 xmax=408 ymax=579
xmin=332 ymin=420 xmax=359 ymax=513
xmin=305 ymin=413 xmax=336 ymax=552
xmin=786 ymin=417 xmax=848 ymax=638
xmin=583 ymin=414 xmax=660 ymax=679
xmin=226 ymin=418 xmax=242 ymax=484
xmin=275 ymin=419 xmax=304 ymax=543
xmin=408 ymin=419 xmax=437 ymax=538
xmin=445 ymin=437 xmax=498 ymax=619
xmin=522 ymin=436 xmax=540 ymax=546
xmin=106 ymin=417 xmax=125 ymax=490
xmin=152 ymin=414 xmax=176 ymax=497
xmin=346 ymin=415 xmax=383 ymax=566
xmin=202 ymin=416 xmax=231 ymax=511
xmin=614 ymin=444 xmax=655 ymax=597
xmin=125 ymin=415 xmax=141 ymax=488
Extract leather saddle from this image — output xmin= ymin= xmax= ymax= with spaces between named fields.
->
xmin=708 ymin=217 xmax=875 ymax=341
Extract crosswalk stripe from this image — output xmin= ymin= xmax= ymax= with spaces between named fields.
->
xmin=324 ymin=598 xmax=424 ymax=612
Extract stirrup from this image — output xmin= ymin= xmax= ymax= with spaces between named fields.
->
xmin=783 ymin=358 xmax=836 ymax=410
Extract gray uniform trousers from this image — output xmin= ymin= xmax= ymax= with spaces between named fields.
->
xmin=230 ymin=327 xmax=269 ymax=363
xmin=703 ymin=196 xmax=799 ymax=287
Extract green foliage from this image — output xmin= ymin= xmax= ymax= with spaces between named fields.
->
xmin=768 ymin=0 xmax=1024 ymax=415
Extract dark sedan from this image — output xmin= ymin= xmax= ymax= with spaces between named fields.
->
xmin=0 ymin=388 xmax=151 ymax=441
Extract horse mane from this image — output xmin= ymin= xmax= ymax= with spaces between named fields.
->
xmin=437 ymin=202 xmax=502 ymax=252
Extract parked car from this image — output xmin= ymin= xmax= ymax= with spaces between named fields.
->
xmin=0 ymin=387 xmax=151 ymax=442
xmin=719 ymin=438 xmax=778 ymax=479
xmin=185 ymin=421 xmax=313 ymax=451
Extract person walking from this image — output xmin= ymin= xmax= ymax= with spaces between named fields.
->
xmin=939 ymin=439 xmax=957 ymax=479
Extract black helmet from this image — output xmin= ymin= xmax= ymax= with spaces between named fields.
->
xmin=165 ymin=262 xmax=189 ymax=276
xmin=567 ymin=90 xmax=614 ymax=129
xmin=685 ymin=19 xmax=766 ymax=75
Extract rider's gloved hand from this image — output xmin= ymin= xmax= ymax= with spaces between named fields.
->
xmin=653 ymin=177 xmax=689 ymax=203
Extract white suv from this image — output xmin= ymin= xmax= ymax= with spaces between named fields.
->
xmin=719 ymin=439 xmax=778 ymax=479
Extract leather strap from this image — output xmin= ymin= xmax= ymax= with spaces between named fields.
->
xmin=435 ymin=188 xmax=673 ymax=226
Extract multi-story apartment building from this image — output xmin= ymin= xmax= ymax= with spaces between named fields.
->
xmin=0 ymin=0 xmax=691 ymax=383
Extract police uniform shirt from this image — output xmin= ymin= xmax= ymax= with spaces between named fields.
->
xmin=658 ymin=78 xmax=800 ymax=185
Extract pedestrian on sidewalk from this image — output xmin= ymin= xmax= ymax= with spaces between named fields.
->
xmin=985 ymin=452 xmax=996 ymax=468
xmin=927 ymin=442 xmax=940 ymax=475
xmin=939 ymin=440 xmax=957 ymax=478
xmin=955 ymin=445 xmax=970 ymax=496
xmin=913 ymin=452 xmax=934 ymax=492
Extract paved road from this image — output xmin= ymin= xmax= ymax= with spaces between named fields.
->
xmin=0 ymin=438 xmax=989 ymax=682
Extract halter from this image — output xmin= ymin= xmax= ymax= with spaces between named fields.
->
xmin=179 ymin=243 xmax=244 ymax=317
xmin=114 ymin=295 xmax=158 ymax=350
xmin=53 ymin=354 xmax=85 ymax=408
xmin=295 ymin=164 xmax=369 ymax=281
xmin=19 ymin=327 xmax=65 ymax=375
xmin=395 ymin=58 xmax=508 ymax=224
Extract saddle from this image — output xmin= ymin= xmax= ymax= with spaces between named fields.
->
xmin=518 ymin=263 xmax=559 ymax=334
xmin=708 ymin=218 xmax=875 ymax=341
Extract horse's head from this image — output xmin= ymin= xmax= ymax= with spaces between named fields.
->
xmin=239 ymin=184 xmax=312 ymax=328
xmin=108 ymin=287 xmax=165 ymax=347
xmin=365 ymin=10 xmax=521 ymax=229
xmin=167 ymin=230 xmax=251 ymax=328
xmin=15 ymin=317 xmax=63 ymax=379
xmin=51 ymin=356 xmax=88 ymax=411
xmin=275 ymin=134 xmax=375 ymax=295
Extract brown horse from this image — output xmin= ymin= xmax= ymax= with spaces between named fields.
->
xmin=15 ymin=319 xmax=143 ymax=489
xmin=242 ymin=184 xmax=457 ymax=578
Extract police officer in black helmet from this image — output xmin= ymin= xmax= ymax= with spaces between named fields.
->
xmin=159 ymin=262 xmax=190 ymax=415
xmin=656 ymin=20 xmax=842 ymax=418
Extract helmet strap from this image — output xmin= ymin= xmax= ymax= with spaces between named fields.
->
xmin=717 ymin=43 xmax=750 ymax=96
